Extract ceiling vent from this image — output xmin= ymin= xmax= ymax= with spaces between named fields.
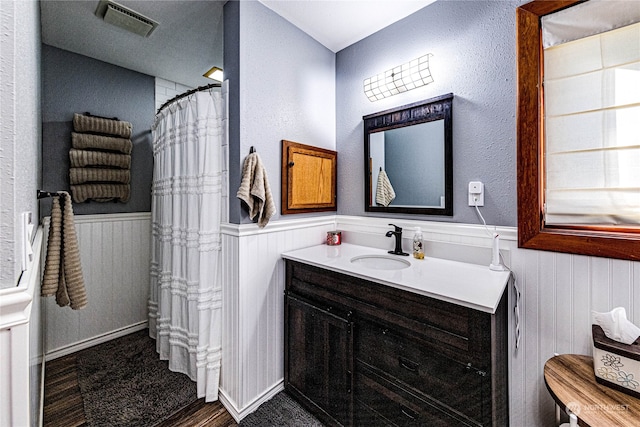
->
xmin=95 ymin=0 xmax=159 ymax=37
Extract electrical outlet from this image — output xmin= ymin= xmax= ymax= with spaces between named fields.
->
xmin=468 ymin=181 xmax=484 ymax=206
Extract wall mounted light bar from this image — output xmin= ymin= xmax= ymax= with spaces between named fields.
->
xmin=363 ymin=54 xmax=433 ymax=102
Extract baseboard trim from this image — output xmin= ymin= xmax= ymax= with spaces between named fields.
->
xmin=219 ymin=379 xmax=284 ymax=422
xmin=44 ymin=321 xmax=148 ymax=361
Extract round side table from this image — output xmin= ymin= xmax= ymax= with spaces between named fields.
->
xmin=544 ymin=354 xmax=640 ymax=426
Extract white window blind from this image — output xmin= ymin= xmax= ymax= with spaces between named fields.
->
xmin=543 ymin=10 xmax=640 ymax=226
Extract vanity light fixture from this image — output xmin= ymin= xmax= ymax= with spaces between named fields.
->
xmin=363 ymin=54 xmax=433 ymax=102
xmin=203 ymin=66 xmax=224 ymax=82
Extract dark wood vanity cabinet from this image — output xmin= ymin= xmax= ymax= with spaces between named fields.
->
xmin=285 ymin=293 xmax=354 ymax=426
xmin=284 ymin=259 xmax=508 ymax=427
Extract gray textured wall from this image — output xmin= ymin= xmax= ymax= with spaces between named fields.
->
xmin=41 ymin=44 xmax=154 ymax=217
xmin=226 ymin=1 xmax=336 ymax=224
xmin=337 ymin=0 xmax=523 ymax=226
xmin=0 ymin=0 xmax=41 ymax=287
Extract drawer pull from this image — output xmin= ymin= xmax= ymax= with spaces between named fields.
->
xmin=398 ymin=356 xmax=419 ymax=373
xmin=466 ymin=363 xmax=488 ymax=377
xmin=401 ymin=406 xmax=418 ymax=420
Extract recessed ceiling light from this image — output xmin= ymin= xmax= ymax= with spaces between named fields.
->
xmin=203 ymin=66 xmax=223 ymax=82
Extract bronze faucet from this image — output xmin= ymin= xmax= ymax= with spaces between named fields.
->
xmin=386 ymin=224 xmax=409 ymax=256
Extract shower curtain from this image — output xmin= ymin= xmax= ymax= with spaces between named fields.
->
xmin=148 ymin=89 xmax=223 ymax=402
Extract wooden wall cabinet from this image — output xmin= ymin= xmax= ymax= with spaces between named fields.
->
xmin=284 ymin=260 xmax=508 ymax=427
xmin=281 ymin=140 xmax=337 ymax=214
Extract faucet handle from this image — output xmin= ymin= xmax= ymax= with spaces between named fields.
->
xmin=388 ymin=223 xmax=402 ymax=232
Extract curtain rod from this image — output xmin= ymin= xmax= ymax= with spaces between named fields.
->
xmin=156 ymin=83 xmax=222 ymax=115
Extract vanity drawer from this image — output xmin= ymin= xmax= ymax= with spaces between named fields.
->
xmin=355 ymin=366 xmax=481 ymax=427
xmin=356 ymin=321 xmax=488 ymax=424
xmin=288 ymin=260 xmax=487 ymax=339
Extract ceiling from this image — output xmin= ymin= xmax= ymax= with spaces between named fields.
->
xmin=259 ymin=0 xmax=435 ymax=53
xmin=40 ymin=0 xmax=435 ymax=89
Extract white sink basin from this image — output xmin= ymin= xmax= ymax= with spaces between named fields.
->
xmin=350 ymin=254 xmax=411 ymax=270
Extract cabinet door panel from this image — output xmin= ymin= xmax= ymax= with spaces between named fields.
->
xmin=285 ymin=294 xmax=353 ymax=426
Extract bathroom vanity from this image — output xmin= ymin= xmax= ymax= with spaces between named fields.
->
xmin=282 ymin=243 xmax=510 ymax=426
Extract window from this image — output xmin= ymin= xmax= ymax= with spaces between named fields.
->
xmin=517 ymin=0 xmax=640 ymax=261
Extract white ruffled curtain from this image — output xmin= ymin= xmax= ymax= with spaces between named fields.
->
xmin=149 ymin=89 xmax=223 ymax=402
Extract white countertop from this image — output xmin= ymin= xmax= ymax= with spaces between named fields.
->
xmin=281 ymin=243 xmax=511 ymax=314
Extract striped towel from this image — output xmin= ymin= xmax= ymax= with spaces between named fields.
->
xmin=71 ymin=183 xmax=130 ymax=203
xmin=73 ymin=113 xmax=132 ymax=138
xmin=41 ymin=192 xmax=87 ymax=310
xmin=72 ymin=132 xmax=132 ymax=154
xmin=69 ymin=148 xmax=131 ymax=169
xmin=375 ymin=170 xmax=396 ymax=207
xmin=70 ymin=168 xmax=131 ymax=185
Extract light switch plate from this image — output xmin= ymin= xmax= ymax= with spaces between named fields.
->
xmin=21 ymin=211 xmax=34 ymax=271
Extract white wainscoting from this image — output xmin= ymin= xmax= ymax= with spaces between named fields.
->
xmin=509 ymin=245 xmax=640 ymax=426
xmin=219 ymin=217 xmax=337 ymax=420
xmin=43 ymin=212 xmax=151 ymax=359
xmin=37 ymin=210 xmax=640 ymax=426
xmin=0 ymin=226 xmax=44 ymax=427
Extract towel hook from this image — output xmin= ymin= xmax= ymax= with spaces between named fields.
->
xmin=249 ymin=146 xmax=255 ymax=153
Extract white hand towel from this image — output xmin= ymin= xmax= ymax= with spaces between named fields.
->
xmin=375 ymin=170 xmax=396 ymax=207
xmin=237 ymin=152 xmax=276 ymax=228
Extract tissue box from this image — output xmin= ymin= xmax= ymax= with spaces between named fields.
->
xmin=592 ymin=324 xmax=640 ymax=399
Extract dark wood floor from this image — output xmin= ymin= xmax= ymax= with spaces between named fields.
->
xmin=43 ymin=352 xmax=238 ymax=427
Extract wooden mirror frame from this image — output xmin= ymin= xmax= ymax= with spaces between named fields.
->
xmin=363 ymin=93 xmax=453 ymax=216
xmin=517 ymin=0 xmax=640 ymax=261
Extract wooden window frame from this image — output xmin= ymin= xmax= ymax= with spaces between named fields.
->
xmin=516 ymin=0 xmax=640 ymax=261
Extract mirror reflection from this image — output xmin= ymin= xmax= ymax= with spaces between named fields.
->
xmin=370 ymin=120 xmax=445 ymax=208
xmin=364 ymin=93 xmax=453 ymax=215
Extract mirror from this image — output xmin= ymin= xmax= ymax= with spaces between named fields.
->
xmin=364 ymin=93 xmax=453 ymax=215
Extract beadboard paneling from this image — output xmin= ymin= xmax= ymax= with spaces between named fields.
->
xmin=44 ymin=213 xmax=151 ymax=358
xmin=39 ymin=211 xmax=640 ymax=426
xmin=507 ymin=246 xmax=640 ymax=426
xmin=220 ymin=218 xmax=336 ymax=419
xmin=0 ymin=226 xmax=44 ymax=427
